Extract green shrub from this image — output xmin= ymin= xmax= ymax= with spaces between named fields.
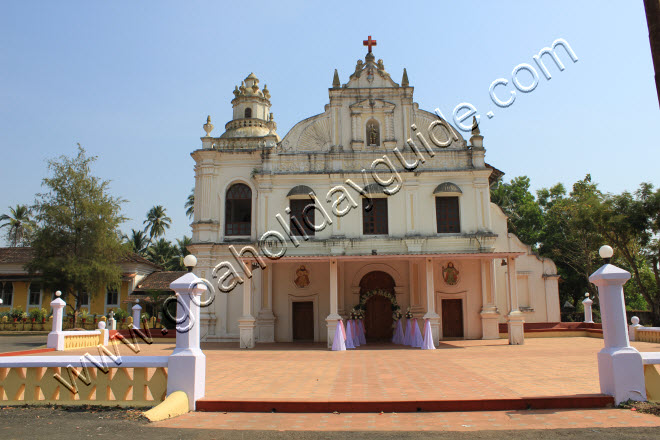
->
xmin=9 ymin=307 xmax=24 ymax=320
xmin=29 ymin=308 xmax=47 ymax=321
xmin=111 ymin=308 xmax=129 ymax=321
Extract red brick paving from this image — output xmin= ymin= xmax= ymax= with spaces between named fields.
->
xmin=34 ymin=337 xmax=660 ymax=403
xmin=154 ymin=408 xmax=660 ymax=431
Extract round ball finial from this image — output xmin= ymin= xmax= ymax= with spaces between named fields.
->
xmin=599 ymin=245 xmax=614 ymax=263
xmin=631 ymin=316 xmax=640 ymax=325
xmin=184 ymin=254 xmax=197 ymax=272
xmin=98 ymin=321 xmax=106 ymax=330
xmin=55 ymin=290 xmax=62 ymax=297
xmin=585 ymin=292 xmax=589 ymax=298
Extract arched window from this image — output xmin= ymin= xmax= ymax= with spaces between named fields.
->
xmin=366 ymin=119 xmax=380 ymax=146
xmin=244 ymin=107 xmax=252 ymax=118
xmin=225 ymin=183 xmax=252 ymax=236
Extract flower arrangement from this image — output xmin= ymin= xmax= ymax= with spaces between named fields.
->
xmin=393 ymin=309 xmax=403 ymax=320
xmin=405 ymin=307 xmax=414 ymax=319
xmin=355 ymin=289 xmax=401 ymax=320
xmin=350 ymin=307 xmax=365 ymax=320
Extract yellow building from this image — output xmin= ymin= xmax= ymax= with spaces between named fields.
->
xmin=0 ymin=247 xmax=161 ymax=316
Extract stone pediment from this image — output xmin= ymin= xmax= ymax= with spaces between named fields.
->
xmin=344 ymin=53 xmax=400 ymax=89
xmin=350 ymin=99 xmax=396 ymax=113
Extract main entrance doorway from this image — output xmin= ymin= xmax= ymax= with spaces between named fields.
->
xmin=292 ymin=301 xmax=314 ymax=341
xmin=360 ymin=271 xmax=395 ymax=341
xmin=441 ymin=298 xmax=464 ymax=338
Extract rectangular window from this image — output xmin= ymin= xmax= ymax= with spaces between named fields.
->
xmin=1 ymin=282 xmax=13 ymax=307
xmin=436 ymin=197 xmax=461 ymax=233
xmin=289 ymin=199 xmax=315 ymax=237
xmin=362 ymin=198 xmax=388 ymax=235
xmin=79 ymin=291 xmax=90 ymax=307
xmin=28 ymin=283 xmax=42 ymax=307
xmin=106 ymin=288 xmax=119 ymax=306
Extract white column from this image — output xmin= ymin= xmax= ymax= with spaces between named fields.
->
xmin=257 ymin=266 xmax=276 ymax=343
xmin=238 ymin=272 xmax=256 ymax=348
xmin=480 ymin=259 xmax=500 ymax=339
xmin=422 ymin=258 xmax=440 ymax=344
xmin=168 ymin=271 xmax=207 ymax=410
xmin=506 ymin=256 xmax=525 ymax=345
xmin=629 ymin=316 xmax=642 ymax=341
xmin=326 ymin=258 xmax=341 ymax=348
xmin=590 ymin=262 xmax=645 ymax=403
xmin=582 ymin=293 xmax=594 ymax=323
xmin=132 ymin=303 xmax=142 ymax=329
xmin=47 ymin=291 xmax=66 ymax=351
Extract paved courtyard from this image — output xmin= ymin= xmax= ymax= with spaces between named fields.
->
xmin=32 ymin=337 xmax=660 ymax=402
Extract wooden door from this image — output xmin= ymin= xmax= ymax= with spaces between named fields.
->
xmin=441 ymin=299 xmax=464 ymax=338
xmin=365 ymin=295 xmax=393 ymax=341
xmin=292 ymin=301 xmax=314 ymax=341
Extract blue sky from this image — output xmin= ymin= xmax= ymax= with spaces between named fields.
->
xmin=1 ymin=1 xmax=658 ymax=244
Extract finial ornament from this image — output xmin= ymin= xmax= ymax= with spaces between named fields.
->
xmin=332 ymin=69 xmax=340 ymax=88
xmin=599 ymin=245 xmax=614 ymax=264
xmin=401 ymin=68 xmax=409 ymax=87
xmin=471 ymin=116 xmax=480 ymax=136
xmin=203 ymin=115 xmax=214 ymax=137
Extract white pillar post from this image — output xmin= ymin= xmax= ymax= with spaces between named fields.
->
xmin=168 ymin=270 xmax=207 ymax=410
xmin=47 ymin=291 xmax=66 ymax=351
xmin=629 ymin=316 xmax=642 ymax=341
xmin=108 ymin=311 xmax=117 ymax=330
xmin=238 ymin=271 xmax=256 ymax=348
xmin=506 ymin=256 xmax=525 ymax=345
xmin=422 ymin=258 xmax=440 ymax=344
xmin=480 ymin=259 xmax=500 ymax=339
xmin=132 ymin=303 xmax=142 ymax=329
xmin=326 ymin=258 xmax=341 ymax=348
xmin=582 ymin=293 xmax=594 ymax=324
xmin=590 ymin=260 xmax=646 ymax=403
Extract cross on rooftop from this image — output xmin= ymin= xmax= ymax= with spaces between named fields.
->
xmin=363 ymin=35 xmax=377 ymax=53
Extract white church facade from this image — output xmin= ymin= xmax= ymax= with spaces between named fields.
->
xmin=189 ymin=43 xmax=560 ymax=348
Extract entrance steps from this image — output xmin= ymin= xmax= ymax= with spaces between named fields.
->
xmin=196 ymin=394 xmax=614 ymax=413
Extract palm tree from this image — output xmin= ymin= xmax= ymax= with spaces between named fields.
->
xmin=0 ymin=205 xmax=34 ymax=247
xmin=171 ymin=236 xmax=192 ymax=270
xmin=143 ymin=205 xmax=172 ymax=240
xmin=124 ymin=229 xmax=150 ymax=256
xmin=185 ymin=188 xmax=194 ymax=220
xmin=146 ymin=238 xmax=176 ymax=268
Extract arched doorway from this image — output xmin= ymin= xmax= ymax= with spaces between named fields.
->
xmin=359 ymin=271 xmax=395 ymax=341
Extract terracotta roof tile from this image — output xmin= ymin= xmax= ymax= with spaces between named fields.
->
xmin=133 ymin=271 xmax=187 ymax=292
xmin=0 ymin=247 xmax=35 ymax=264
xmin=0 ymin=247 xmax=162 ymax=269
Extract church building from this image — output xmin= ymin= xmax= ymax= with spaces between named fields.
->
xmin=189 ymin=39 xmax=560 ymax=348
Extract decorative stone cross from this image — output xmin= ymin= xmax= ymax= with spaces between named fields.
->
xmin=109 ymin=311 xmax=115 ymax=320
xmin=363 ymin=35 xmax=377 ymax=53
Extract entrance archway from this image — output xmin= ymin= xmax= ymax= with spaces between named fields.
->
xmin=359 ymin=271 xmax=396 ymax=341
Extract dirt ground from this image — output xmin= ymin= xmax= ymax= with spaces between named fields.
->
xmin=1 ymin=406 xmax=659 ymax=440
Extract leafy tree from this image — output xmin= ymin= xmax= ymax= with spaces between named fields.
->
xmin=537 ymin=175 xmax=604 ymax=307
xmin=598 ymin=183 xmax=660 ymax=324
xmin=185 ymin=188 xmax=194 ymax=220
xmin=0 ymin=204 xmax=35 ymax=247
xmin=490 ymin=176 xmax=544 ymax=248
xmin=27 ymin=146 xmax=127 ymax=313
xmin=123 ymin=228 xmax=150 ymax=256
xmin=143 ymin=205 xmax=171 ymax=240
